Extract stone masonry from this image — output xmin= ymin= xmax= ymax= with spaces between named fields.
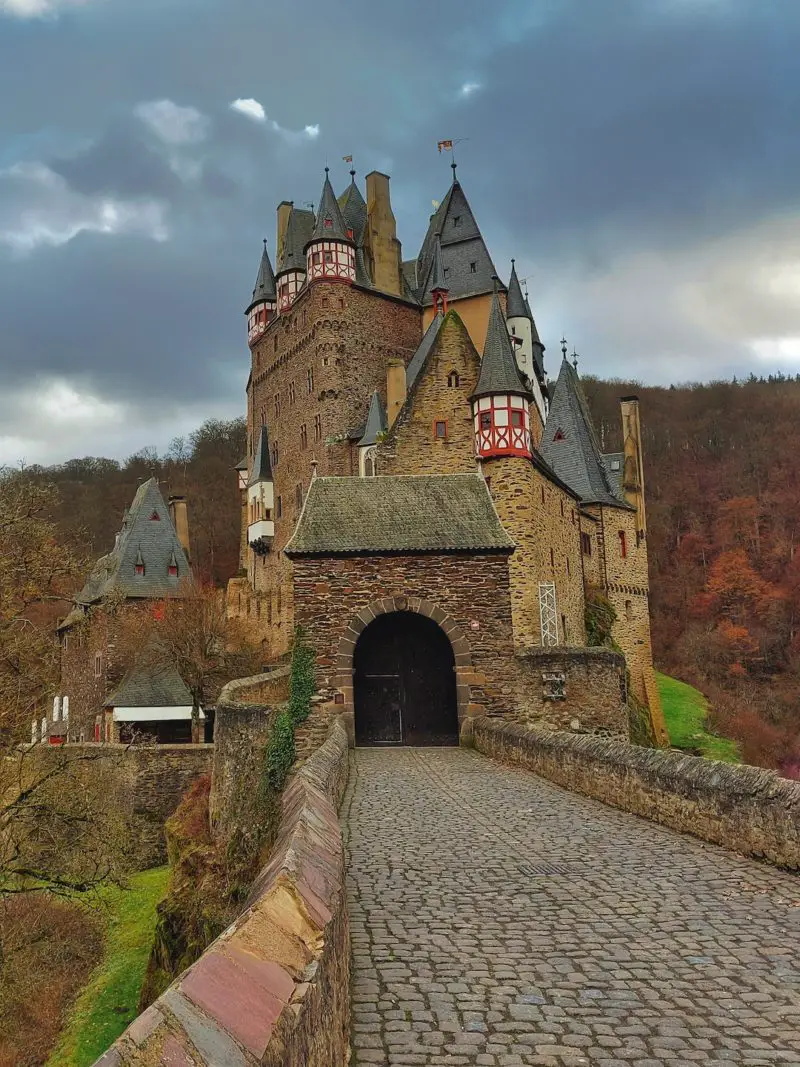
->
xmin=346 ymin=747 xmax=800 ymax=1067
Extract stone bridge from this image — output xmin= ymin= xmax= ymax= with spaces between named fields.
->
xmin=96 ymin=716 xmax=800 ymax=1067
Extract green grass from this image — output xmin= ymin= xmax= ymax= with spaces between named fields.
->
xmin=656 ymin=672 xmax=740 ymax=763
xmin=46 ymin=866 xmax=169 ymax=1067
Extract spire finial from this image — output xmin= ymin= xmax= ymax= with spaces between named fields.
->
xmin=350 ymin=167 xmax=356 ymax=179
xmin=263 ymin=237 xmax=267 ymax=250
xmin=511 ymin=257 xmax=515 ymax=267
xmin=451 ymin=159 xmax=457 ymax=178
xmin=561 ymin=337 xmax=568 ymax=360
xmin=324 ymin=165 xmax=329 ymax=176
xmin=572 ymin=348 xmax=579 ymax=370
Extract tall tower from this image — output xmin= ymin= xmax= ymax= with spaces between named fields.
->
xmin=506 ymin=260 xmax=547 ymax=435
xmin=305 ymin=168 xmax=356 ymax=284
xmin=471 ymin=285 xmax=534 ymax=460
xmin=245 ymin=240 xmax=277 ymax=347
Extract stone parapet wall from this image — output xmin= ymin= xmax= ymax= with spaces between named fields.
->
xmin=94 ymin=718 xmax=351 ymax=1067
xmin=473 ymin=719 xmax=800 ymax=870
xmin=508 ymin=647 xmax=627 ymax=738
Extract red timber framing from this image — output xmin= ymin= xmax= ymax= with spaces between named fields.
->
xmin=473 ymin=393 xmax=532 ymax=459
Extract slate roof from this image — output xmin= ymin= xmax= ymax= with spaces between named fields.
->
xmin=406 ymin=312 xmax=443 ymax=390
xmin=357 ymin=391 xmax=387 ymax=447
xmin=285 ymin=474 xmax=515 ymax=556
xmin=338 ymin=175 xmax=368 ymax=245
xmin=471 ymin=290 xmax=533 ymax=401
xmin=540 ymin=359 xmax=631 ymax=508
xmin=72 ymin=478 xmax=191 ymax=607
xmin=249 ymin=425 xmax=273 ymax=486
xmin=422 ymin=234 xmax=448 ymax=302
xmin=107 ymin=663 xmax=193 ymax=708
xmin=506 ymin=261 xmax=528 ymax=319
xmin=246 ymin=240 xmax=276 ymax=312
xmin=308 ymin=170 xmax=352 ymax=245
xmin=276 ymin=207 xmax=314 ymax=274
xmin=415 ymin=178 xmax=500 ymax=305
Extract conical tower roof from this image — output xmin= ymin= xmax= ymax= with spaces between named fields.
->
xmin=540 ymin=357 xmax=628 ymax=507
xmin=422 ymin=233 xmax=448 ymax=302
xmin=338 ymin=172 xmax=367 ymax=244
xmin=506 ymin=260 xmax=528 ymax=319
xmin=358 ymin=391 xmax=387 ymax=447
xmin=309 ymin=168 xmax=352 ymax=245
xmin=246 ymin=240 xmax=276 ymax=313
xmin=249 ymin=425 xmax=273 ymax=486
xmin=471 ymin=289 xmax=533 ymax=401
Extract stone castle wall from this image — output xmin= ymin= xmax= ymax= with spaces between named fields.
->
xmin=486 ymin=458 xmax=586 ymax=650
xmin=378 ymin=312 xmax=482 ymax=477
xmin=474 ymin=719 xmax=800 ymax=870
xmin=94 ymin=719 xmax=351 ymax=1067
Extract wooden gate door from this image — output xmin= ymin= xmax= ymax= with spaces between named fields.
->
xmin=354 ymin=612 xmax=458 ymax=746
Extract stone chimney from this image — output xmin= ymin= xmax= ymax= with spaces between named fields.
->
xmin=365 ymin=172 xmax=402 ymax=297
xmin=169 ymin=495 xmax=191 ymax=564
xmin=620 ymin=396 xmax=646 ymax=537
xmin=386 ymin=359 xmax=407 ymax=428
xmin=276 ymin=200 xmax=293 ymax=265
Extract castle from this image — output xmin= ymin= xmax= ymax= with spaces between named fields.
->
xmin=229 ymin=163 xmax=668 ymax=746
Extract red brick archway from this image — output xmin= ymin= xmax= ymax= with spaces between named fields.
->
xmin=334 ymin=597 xmax=474 ymax=736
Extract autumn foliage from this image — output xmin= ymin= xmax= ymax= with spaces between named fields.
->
xmin=583 ymin=374 xmax=800 ymax=775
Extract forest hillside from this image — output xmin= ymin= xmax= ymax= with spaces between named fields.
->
xmin=582 ymin=373 xmax=800 ymax=775
xmin=19 ymin=375 xmax=800 ymax=776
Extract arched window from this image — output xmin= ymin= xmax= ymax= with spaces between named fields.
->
xmin=447 ymin=370 xmax=460 ymax=388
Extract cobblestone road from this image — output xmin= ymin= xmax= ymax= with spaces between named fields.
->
xmin=343 ymin=748 xmax=800 ymax=1067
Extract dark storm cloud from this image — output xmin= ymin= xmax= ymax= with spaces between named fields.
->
xmin=0 ymin=0 xmax=798 ymax=463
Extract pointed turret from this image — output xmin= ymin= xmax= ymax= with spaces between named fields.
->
xmin=338 ymin=170 xmax=367 ymax=244
xmin=357 ymin=391 xmax=386 ymax=477
xmin=539 ymin=355 xmax=627 ymax=507
xmin=275 ymin=206 xmax=313 ymax=312
xmin=246 ymin=240 xmax=277 ymax=346
xmin=247 ymin=425 xmax=275 ymax=555
xmin=471 ymin=286 xmax=533 ymax=461
xmin=306 ymin=168 xmax=356 ymax=284
xmin=505 ymin=260 xmax=547 ymax=423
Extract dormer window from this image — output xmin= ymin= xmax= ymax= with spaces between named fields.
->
xmin=168 ymin=552 xmax=178 ymax=577
xmin=553 ymin=427 xmax=566 ymax=441
xmin=323 ymin=217 xmax=333 ymax=228
xmin=470 ymin=262 xmax=476 ymax=273
xmin=453 ymin=215 xmax=461 ymax=227
xmin=135 ymin=562 xmax=145 ymax=576
xmin=447 ymin=371 xmax=460 ymax=388
xmin=149 ymin=510 xmax=160 ymax=521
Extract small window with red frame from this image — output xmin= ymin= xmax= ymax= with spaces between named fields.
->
xmin=619 ymin=530 xmax=628 ymax=558
xmin=511 ymin=410 xmax=524 ymax=429
xmin=479 ymin=412 xmax=492 ymax=430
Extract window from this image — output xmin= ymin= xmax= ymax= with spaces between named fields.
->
xmin=271 ymin=441 xmax=279 ymax=467
xmin=276 ymin=495 xmax=283 ymax=519
xmin=289 ymin=381 xmax=296 ymax=404
xmin=479 ymin=412 xmax=492 ymax=430
xmin=274 ymin=394 xmax=281 ymax=418
xmin=260 ymin=407 xmax=266 ymax=427
xmin=307 ymin=367 xmax=314 ymax=393
xmin=149 ymin=510 xmax=160 ymax=521
xmin=447 ymin=370 xmax=460 ymax=388
xmin=300 ymin=424 xmax=308 ymax=450
xmin=553 ymin=427 xmax=566 ymax=441
xmin=321 ymin=297 xmax=329 ymax=308
xmin=611 ymin=459 xmax=621 ymax=471
xmin=135 ymin=561 xmax=145 ymax=576
xmin=453 ymin=215 xmax=461 ymax=227
xmin=314 ymin=414 xmax=322 ymax=441
xmin=560 ymin=499 xmax=564 ymax=517
xmin=434 ymin=420 xmax=448 ymax=440
xmin=323 ymin=217 xmax=333 ymax=229
xmin=442 ymin=267 xmax=450 ymax=279
xmin=338 ymin=297 xmax=345 ymax=309
xmin=541 ymin=486 xmax=545 ymax=504
xmin=566 ymin=557 xmax=571 ymax=577
xmin=168 ymin=561 xmax=178 ymax=577
xmin=312 ymin=252 xmax=321 ymax=265
xmin=619 ymin=530 xmax=628 ymax=558
xmin=581 ymin=532 xmax=592 ymax=556
xmin=511 ymin=410 xmax=524 ymax=429
xmin=325 ymin=251 xmax=333 ymax=264
xmin=625 ymin=599 xmax=633 ymax=621
xmin=571 ymin=509 xmax=576 ymax=525
xmin=94 ymin=652 xmax=102 ymax=679
xmin=274 ymin=336 xmax=278 ymax=353
xmin=550 ymin=547 xmax=554 ymax=568
xmin=561 ymin=614 xmax=568 ymax=642
xmin=470 ymin=261 xmax=476 ymax=273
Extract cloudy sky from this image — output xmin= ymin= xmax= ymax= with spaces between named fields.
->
xmin=0 ymin=0 xmax=797 ymax=465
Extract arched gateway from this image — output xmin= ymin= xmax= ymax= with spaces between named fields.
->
xmin=354 ymin=611 xmax=459 ymax=746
